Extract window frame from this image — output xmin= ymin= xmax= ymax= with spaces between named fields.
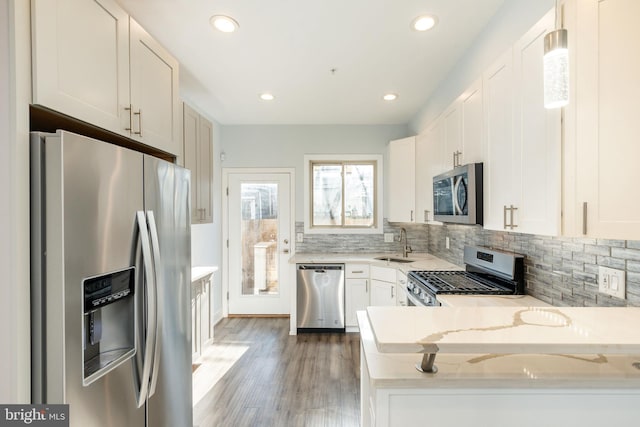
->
xmin=304 ymin=154 xmax=383 ymax=235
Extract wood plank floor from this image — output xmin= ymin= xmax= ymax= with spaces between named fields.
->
xmin=193 ymin=317 xmax=361 ymax=427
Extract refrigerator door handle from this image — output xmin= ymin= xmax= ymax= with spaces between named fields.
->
xmin=146 ymin=211 xmax=163 ymax=398
xmin=134 ymin=211 xmax=158 ymax=408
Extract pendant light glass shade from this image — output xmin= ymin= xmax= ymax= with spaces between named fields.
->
xmin=543 ymin=28 xmax=569 ymax=109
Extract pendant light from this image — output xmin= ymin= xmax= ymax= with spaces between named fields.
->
xmin=543 ymin=0 xmax=569 ymax=109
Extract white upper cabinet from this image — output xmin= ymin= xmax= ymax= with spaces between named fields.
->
xmin=563 ymin=0 xmax=640 ymax=239
xmin=441 ymin=79 xmax=484 ymax=170
xmin=443 ymin=103 xmax=462 ymax=169
xmin=512 ymin=9 xmax=561 ymax=236
xmin=460 ymin=79 xmax=484 ymax=165
xmin=483 ymin=9 xmax=560 ymax=235
xmin=32 ymin=0 xmax=130 ymax=134
xmin=387 ymin=136 xmax=416 ymax=223
xmin=483 ymin=48 xmax=515 ymax=232
xmin=183 ymin=103 xmax=213 ymax=224
xmin=129 ymin=18 xmax=181 ymax=156
xmin=415 ymin=120 xmax=445 ymax=223
xmin=32 ymin=0 xmax=181 ymax=158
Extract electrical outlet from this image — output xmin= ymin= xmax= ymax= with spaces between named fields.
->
xmin=598 ymin=266 xmax=626 ymax=299
xmin=296 ymin=232 xmax=304 ymax=243
xmin=445 ymin=236 xmax=450 ymax=249
xmin=384 ymin=233 xmax=394 ymax=243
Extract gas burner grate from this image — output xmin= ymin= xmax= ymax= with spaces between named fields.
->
xmin=408 ymin=270 xmax=513 ymax=295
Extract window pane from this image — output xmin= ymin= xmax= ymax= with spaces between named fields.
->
xmin=240 ymin=183 xmax=279 ymax=296
xmin=312 ymin=164 xmax=343 ymax=226
xmin=344 ymin=164 xmax=374 ymax=226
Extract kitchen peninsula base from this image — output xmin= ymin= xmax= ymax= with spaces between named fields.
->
xmin=358 ymin=311 xmax=640 ymax=427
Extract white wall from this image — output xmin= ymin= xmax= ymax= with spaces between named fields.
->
xmin=1 ymin=0 xmax=32 ymax=403
xmin=220 ymin=124 xmax=409 ymax=220
xmin=409 ymin=0 xmax=555 ymax=133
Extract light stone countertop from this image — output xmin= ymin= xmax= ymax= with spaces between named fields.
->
xmin=289 ymin=252 xmax=461 ymax=273
xmin=357 ymin=311 xmax=640 ymax=388
xmin=437 ymin=294 xmax=552 ymax=307
xmin=191 ymin=266 xmax=218 ymax=282
xmin=366 ymin=306 xmax=640 ymax=355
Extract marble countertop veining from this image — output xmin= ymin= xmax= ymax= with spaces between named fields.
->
xmin=356 ymin=311 xmax=640 ymax=388
xmin=366 ymin=306 xmax=640 ymax=355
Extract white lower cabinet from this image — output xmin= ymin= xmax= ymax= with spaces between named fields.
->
xmin=396 ymin=270 xmax=408 ymax=306
xmin=191 ymin=272 xmax=213 ymax=361
xmin=370 ymin=266 xmax=397 ymax=306
xmin=345 ymin=264 xmax=370 ymax=329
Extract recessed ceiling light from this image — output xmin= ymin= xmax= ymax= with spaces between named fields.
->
xmin=210 ymin=15 xmax=239 ymax=33
xmin=412 ymin=15 xmax=437 ymax=32
xmin=383 ymin=93 xmax=398 ymax=101
xmin=260 ymin=93 xmax=275 ymax=101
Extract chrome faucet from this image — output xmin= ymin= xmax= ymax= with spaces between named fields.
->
xmin=399 ymin=228 xmax=413 ymax=258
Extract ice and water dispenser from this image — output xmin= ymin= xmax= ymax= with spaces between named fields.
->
xmin=82 ymin=267 xmax=136 ymax=385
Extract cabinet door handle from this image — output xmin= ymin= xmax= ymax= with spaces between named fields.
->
xmin=452 ymin=151 xmax=457 ymax=168
xmin=365 ymin=280 xmax=368 ymax=293
xmin=510 ymin=205 xmax=518 ymax=229
xmin=410 ymin=210 xmax=414 ymax=222
xmin=503 ymin=205 xmax=508 ymax=229
xmin=351 ymin=270 xmax=364 ymax=274
xmin=582 ymin=202 xmax=588 ymax=235
xmin=134 ymin=109 xmax=143 ymax=136
xmin=503 ymin=205 xmax=518 ymax=229
xmin=424 ymin=210 xmax=429 ymax=222
xmin=391 ymin=286 xmax=394 ymax=299
xmin=125 ymin=105 xmax=133 ymax=134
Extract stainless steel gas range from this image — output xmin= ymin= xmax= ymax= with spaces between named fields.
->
xmin=406 ymin=246 xmax=525 ymax=306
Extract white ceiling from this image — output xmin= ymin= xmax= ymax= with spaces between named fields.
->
xmin=118 ymin=0 xmax=506 ymax=125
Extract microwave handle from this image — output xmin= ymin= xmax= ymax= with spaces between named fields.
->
xmin=453 ymin=179 xmax=462 ymax=214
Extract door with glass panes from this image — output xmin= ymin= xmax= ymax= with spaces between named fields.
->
xmin=227 ymin=172 xmax=291 ymax=314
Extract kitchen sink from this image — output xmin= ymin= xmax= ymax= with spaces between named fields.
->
xmin=373 ymin=256 xmax=415 ymax=263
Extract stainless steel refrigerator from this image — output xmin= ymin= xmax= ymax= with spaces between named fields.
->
xmin=30 ymin=130 xmax=192 ymax=427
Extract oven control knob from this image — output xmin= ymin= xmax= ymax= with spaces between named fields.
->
xmin=413 ymin=287 xmax=420 ymax=295
xmin=407 ymin=282 xmax=414 ymax=292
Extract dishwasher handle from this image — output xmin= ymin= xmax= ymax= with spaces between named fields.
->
xmin=297 ymin=264 xmax=344 ymax=272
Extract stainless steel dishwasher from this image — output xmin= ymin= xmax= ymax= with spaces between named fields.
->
xmin=296 ymin=264 xmax=345 ymax=331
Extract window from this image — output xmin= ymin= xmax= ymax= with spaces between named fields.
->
xmin=304 ymin=155 xmax=383 ymax=234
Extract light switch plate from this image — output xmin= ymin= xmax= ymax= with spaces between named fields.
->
xmin=296 ymin=232 xmax=304 ymax=243
xmin=384 ymin=233 xmax=394 ymax=243
xmin=598 ymin=266 xmax=626 ymax=299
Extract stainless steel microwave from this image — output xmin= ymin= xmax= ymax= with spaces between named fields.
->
xmin=433 ymin=163 xmax=483 ymax=225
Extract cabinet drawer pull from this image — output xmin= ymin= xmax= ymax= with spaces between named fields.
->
xmin=351 ymin=270 xmax=364 ymax=274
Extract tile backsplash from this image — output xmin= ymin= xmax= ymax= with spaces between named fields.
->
xmin=427 ymin=224 xmax=640 ymax=307
xmin=295 ymin=219 xmax=639 ymax=307
xmin=295 ymin=219 xmax=428 ymax=254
